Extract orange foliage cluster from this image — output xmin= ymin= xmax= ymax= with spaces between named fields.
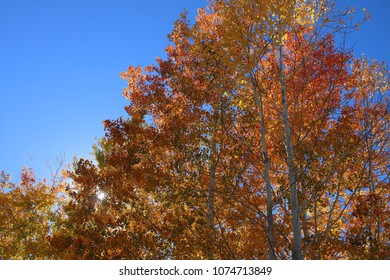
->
xmin=1 ymin=0 xmax=389 ymax=259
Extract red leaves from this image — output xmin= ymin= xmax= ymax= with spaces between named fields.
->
xmin=48 ymin=235 xmax=73 ymax=251
xmin=4 ymin=0 xmax=389 ymax=260
xmin=352 ymin=193 xmax=382 ymax=218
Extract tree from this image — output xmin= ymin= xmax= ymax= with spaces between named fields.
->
xmin=51 ymin=0 xmax=389 ymax=260
xmin=0 ymin=168 xmax=63 ymax=259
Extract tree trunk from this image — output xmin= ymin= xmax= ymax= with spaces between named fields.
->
xmin=278 ymin=46 xmax=303 ymax=260
xmin=207 ymin=158 xmax=217 ymax=260
xmin=252 ymin=77 xmax=276 ymax=260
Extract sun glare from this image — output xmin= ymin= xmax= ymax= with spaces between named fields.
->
xmin=97 ymin=192 xmax=105 ymax=200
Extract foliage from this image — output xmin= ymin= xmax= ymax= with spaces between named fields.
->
xmin=3 ymin=0 xmax=389 ymax=259
xmin=0 ymin=168 xmax=63 ymax=259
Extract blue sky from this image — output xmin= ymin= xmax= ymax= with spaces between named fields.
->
xmin=0 ymin=0 xmax=389 ymax=181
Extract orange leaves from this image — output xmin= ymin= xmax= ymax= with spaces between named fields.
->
xmin=27 ymin=0 xmax=390 ymax=260
xmin=352 ymin=194 xmax=382 ymax=218
xmin=0 ymin=168 xmax=63 ymax=259
xmin=349 ymin=57 xmax=390 ymax=102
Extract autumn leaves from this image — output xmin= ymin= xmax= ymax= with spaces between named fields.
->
xmin=1 ymin=0 xmax=389 ymax=260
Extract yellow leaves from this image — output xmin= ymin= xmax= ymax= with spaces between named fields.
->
xmin=4 ymin=0 xmax=385 ymax=261
xmin=295 ymin=2 xmax=316 ymax=27
xmin=281 ymin=33 xmax=288 ymax=43
xmin=238 ymin=100 xmax=244 ymax=109
xmin=273 ymin=31 xmax=288 ymax=46
xmin=0 ymin=168 xmax=62 ymax=259
xmin=351 ymin=56 xmax=390 ymax=100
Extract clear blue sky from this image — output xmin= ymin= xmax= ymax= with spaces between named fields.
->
xmin=0 ymin=0 xmax=389 ymax=181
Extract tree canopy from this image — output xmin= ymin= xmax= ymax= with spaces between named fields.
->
xmin=1 ymin=0 xmax=389 ymax=260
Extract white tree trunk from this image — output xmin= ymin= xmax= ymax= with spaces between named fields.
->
xmin=252 ymin=77 xmax=276 ymax=260
xmin=279 ymin=46 xmax=303 ymax=260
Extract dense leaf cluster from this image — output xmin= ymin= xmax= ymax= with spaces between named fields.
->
xmin=1 ymin=0 xmax=389 ymax=259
